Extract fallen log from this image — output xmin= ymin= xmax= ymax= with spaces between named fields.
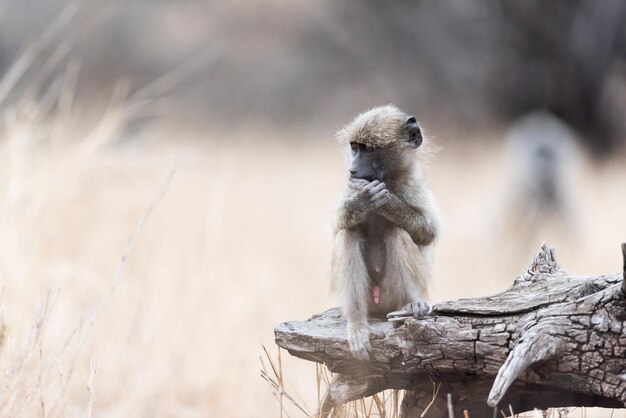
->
xmin=274 ymin=243 xmax=626 ymax=417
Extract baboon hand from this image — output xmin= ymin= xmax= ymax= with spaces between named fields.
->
xmin=347 ymin=325 xmax=373 ymax=361
xmin=348 ymin=179 xmax=390 ymax=210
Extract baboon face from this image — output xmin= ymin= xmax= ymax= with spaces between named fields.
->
xmin=348 ymin=116 xmax=423 ymax=181
xmin=348 ymin=143 xmax=393 ymax=181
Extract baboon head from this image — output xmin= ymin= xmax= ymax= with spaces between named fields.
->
xmin=337 ymin=105 xmax=423 ymax=182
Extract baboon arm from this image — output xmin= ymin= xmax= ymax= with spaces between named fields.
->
xmin=376 ymin=193 xmax=436 ymax=246
xmin=334 ymin=198 xmax=367 ymax=231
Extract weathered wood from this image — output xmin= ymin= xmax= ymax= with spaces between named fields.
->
xmin=622 ymin=243 xmax=626 ymax=295
xmin=274 ymin=243 xmax=626 ymax=417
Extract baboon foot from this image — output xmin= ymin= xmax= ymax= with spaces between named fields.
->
xmin=347 ymin=326 xmax=371 ymax=361
xmin=347 ymin=325 xmax=383 ymax=361
xmin=387 ymin=300 xmax=430 ymax=326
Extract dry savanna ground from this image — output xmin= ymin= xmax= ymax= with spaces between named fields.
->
xmin=0 ymin=113 xmax=624 ymax=417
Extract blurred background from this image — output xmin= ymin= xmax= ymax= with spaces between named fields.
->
xmin=0 ymin=1 xmax=624 ymax=417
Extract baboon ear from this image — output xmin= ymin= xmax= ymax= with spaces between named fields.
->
xmin=406 ymin=116 xmax=423 ymax=148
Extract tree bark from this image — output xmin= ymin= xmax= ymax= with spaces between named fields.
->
xmin=274 ymin=243 xmax=626 ymax=417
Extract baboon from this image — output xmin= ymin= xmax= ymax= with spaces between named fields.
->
xmin=330 ymin=105 xmax=441 ymax=361
xmin=498 ymin=111 xmax=579 ymax=249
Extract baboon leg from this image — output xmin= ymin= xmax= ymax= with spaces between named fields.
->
xmin=330 ymin=229 xmax=372 ymax=361
xmin=382 ymin=227 xmax=430 ymax=316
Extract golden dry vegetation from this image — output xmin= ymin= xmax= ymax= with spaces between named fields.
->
xmin=0 ymin=106 xmax=624 ymax=417
xmin=0 ymin=3 xmax=624 ymax=417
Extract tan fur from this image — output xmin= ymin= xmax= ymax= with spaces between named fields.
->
xmin=323 ymin=106 xmax=441 ymax=416
xmin=330 ymin=105 xmax=440 ymax=353
xmin=368 ymin=227 xmax=429 ymax=315
xmin=336 ymin=105 xmax=410 ymax=148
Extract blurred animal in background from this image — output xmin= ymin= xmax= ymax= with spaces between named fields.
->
xmin=497 ymin=111 xmax=581 ymax=249
xmin=329 ymin=105 xmax=441 ymax=364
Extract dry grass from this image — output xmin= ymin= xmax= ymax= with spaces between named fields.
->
xmin=0 ymin=21 xmax=625 ymax=418
xmin=0 ymin=112 xmax=624 ymax=416
xmin=261 ymin=345 xmax=405 ymax=418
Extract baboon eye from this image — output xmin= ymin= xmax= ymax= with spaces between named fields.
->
xmin=350 ymin=142 xmax=359 ymax=151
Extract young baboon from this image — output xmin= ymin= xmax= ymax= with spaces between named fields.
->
xmin=330 ymin=105 xmax=441 ymax=361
